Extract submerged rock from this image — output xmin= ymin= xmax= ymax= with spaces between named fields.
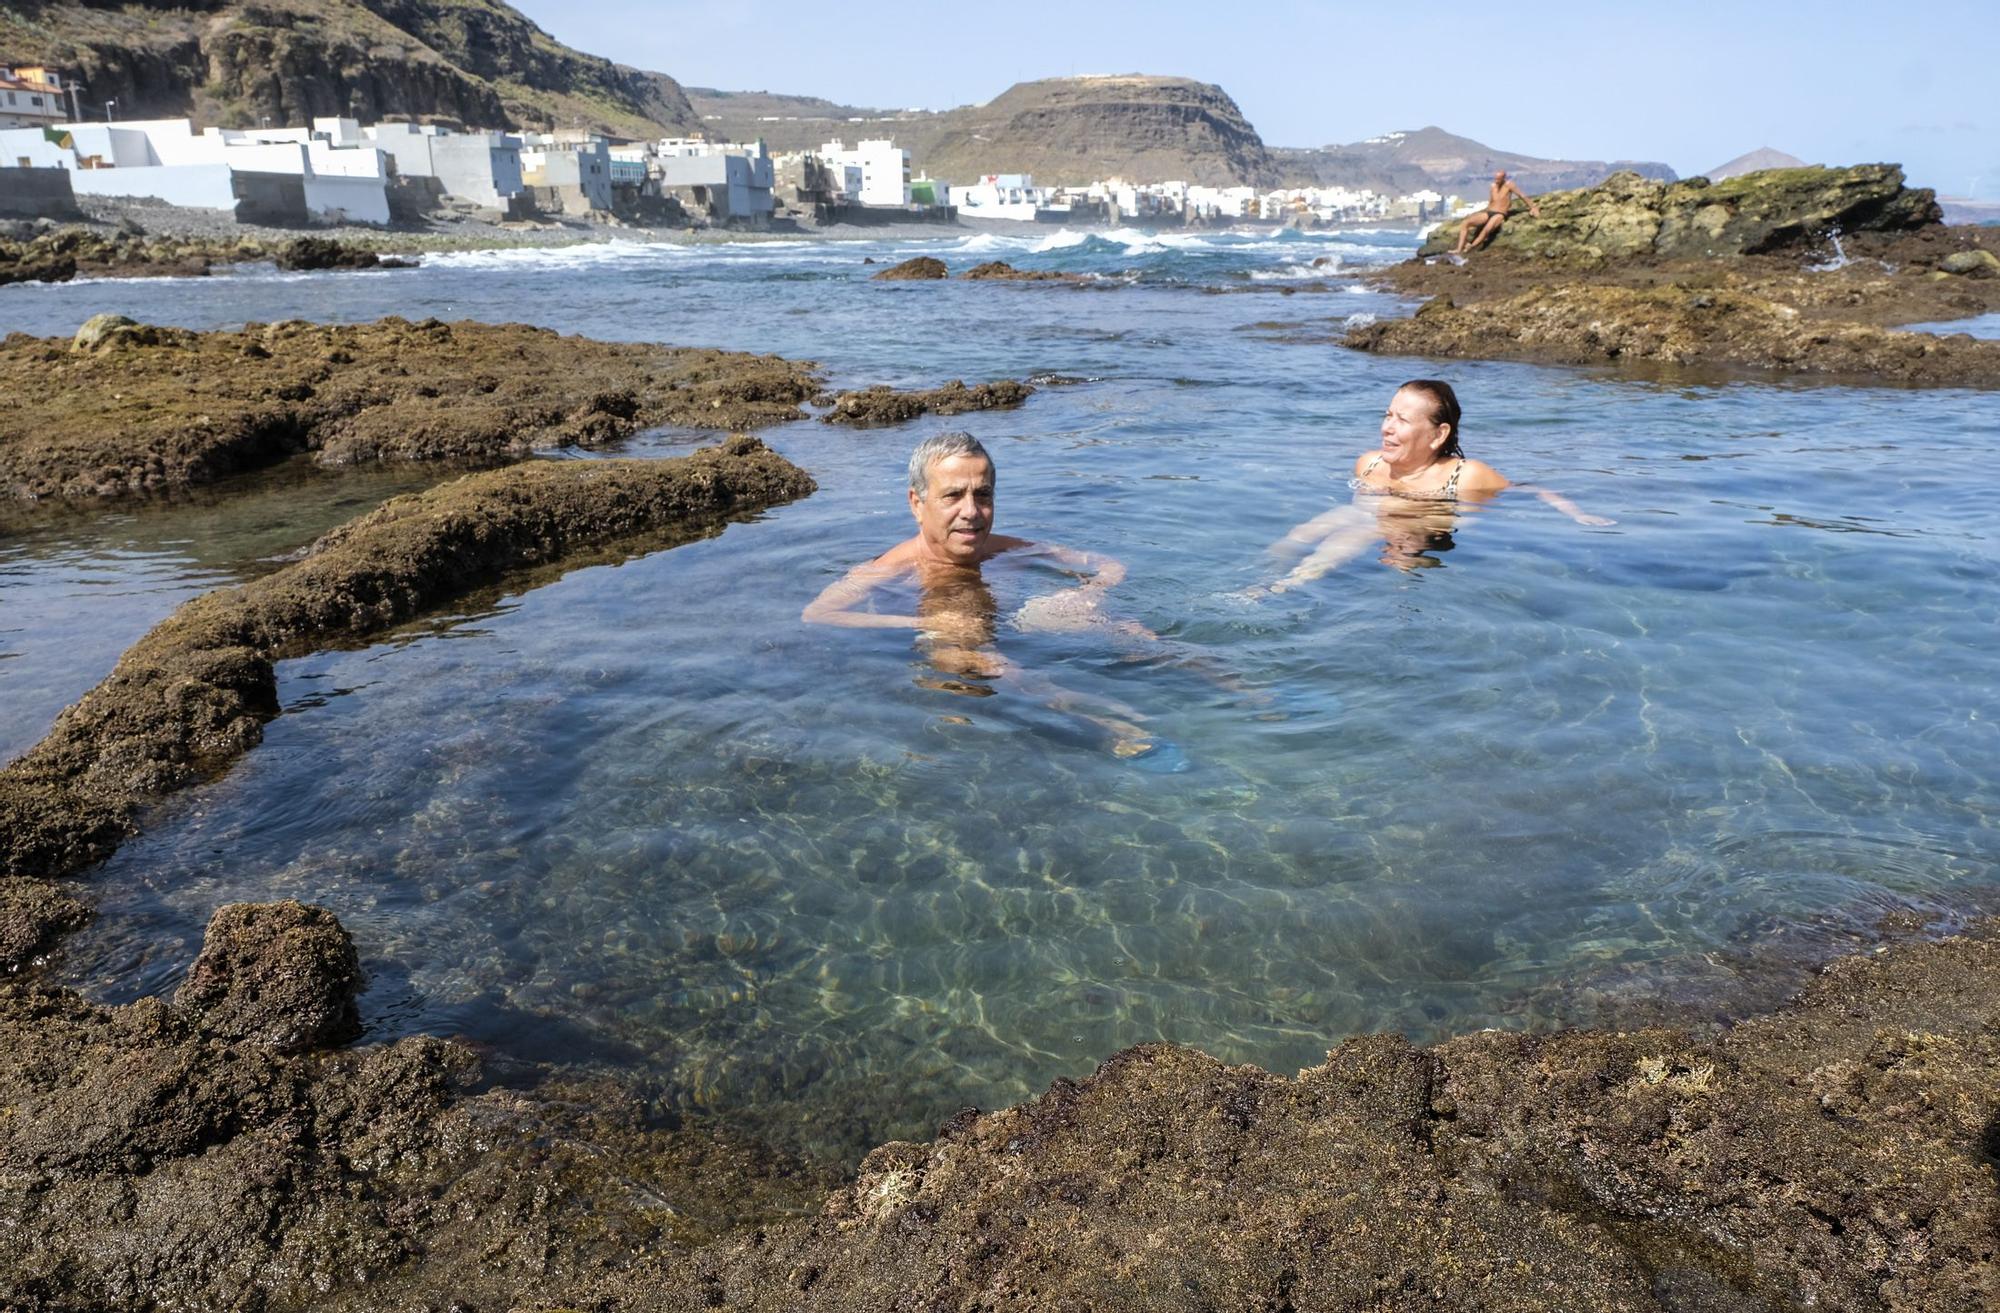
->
xmin=871 ymin=256 xmax=950 ymax=280
xmin=173 ymin=901 xmax=362 ymax=1053
xmin=961 ymin=260 xmax=1089 ymax=282
xmin=1419 ymin=163 xmax=1942 ymax=262
xmin=820 ymin=379 xmax=1036 ymax=425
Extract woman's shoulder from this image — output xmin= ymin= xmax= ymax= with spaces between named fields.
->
xmin=1352 ymin=450 xmax=1381 ymax=476
xmin=1456 ymin=458 xmax=1508 ymax=492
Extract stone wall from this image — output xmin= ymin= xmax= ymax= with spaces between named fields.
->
xmin=0 ymin=166 xmax=78 ymax=219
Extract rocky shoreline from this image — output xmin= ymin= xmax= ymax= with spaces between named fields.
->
xmin=1349 ymin=165 xmax=2000 ymax=386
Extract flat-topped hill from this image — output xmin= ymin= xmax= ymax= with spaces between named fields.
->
xmin=0 ymin=0 xmax=703 ymax=137
xmin=918 ymin=75 xmax=1280 ymax=188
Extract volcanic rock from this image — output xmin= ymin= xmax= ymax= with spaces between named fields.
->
xmin=1941 ymin=249 xmax=2000 ymax=278
xmin=961 ymin=261 xmax=1088 ymax=282
xmin=821 ymin=379 xmax=1035 ymax=426
xmin=871 ymin=256 xmax=949 ymax=280
xmin=273 ymin=237 xmax=387 ymax=271
xmin=0 ymin=881 xmax=90 ymax=973
xmin=1 ymin=317 xmax=824 ymax=500
xmin=173 ymin=901 xmax=363 ymax=1053
xmin=1418 ymin=164 xmax=1942 ymax=263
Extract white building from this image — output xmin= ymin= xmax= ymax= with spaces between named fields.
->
xmin=518 ymin=133 xmax=613 ymax=212
xmin=818 ymin=137 xmax=909 ymax=206
xmin=365 ymin=121 xmax=524 ymax=209
xmin=0 ymin=117 xmax=391 ymax=224
xmin=652 ymin=137 xmax=774 ymax=221
xmin=0 ymin=67 xmax=69 ymax=130
xmin=948 ymin=173 xmax=1052 ymax=221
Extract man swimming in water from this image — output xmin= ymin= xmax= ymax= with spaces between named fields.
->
xmin=1452 ymin=170 xmax=1542 ymax=254
xmin=804 ymin=431 xmax=1160 ymax=754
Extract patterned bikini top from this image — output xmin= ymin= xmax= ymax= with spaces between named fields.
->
xmin=1354 ymin=453 xmax=1466 ymax=501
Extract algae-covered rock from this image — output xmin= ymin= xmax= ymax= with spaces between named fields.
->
xmin=1420 ymin=163 xmax=1943 ymax=262
xmin=0 ymin=880 xmax=90 ymax=973
xmin=820 ymin=378 xmax=1035 ymax=426
xmin=961 ymin=260 xmax=1089 ymax=282
xmin=2 ymin=317 xmax=825 ymax=501
xmin=1345 ymin=281 xmax=2000 ymax=385
xmin=1941 ymin=249 xmax=2000 ymax=278
xmin=872 ymin=256 xmax=949 ymax=280
xmin=173 ymin=901 xmax=362 ymax=1053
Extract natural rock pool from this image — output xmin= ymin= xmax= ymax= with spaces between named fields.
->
xmin=5 ymin=229 xmax=1996 ymax=1161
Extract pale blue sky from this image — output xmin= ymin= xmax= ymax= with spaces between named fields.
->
xmin=512 ymin=1 xmax=1999 ymax=196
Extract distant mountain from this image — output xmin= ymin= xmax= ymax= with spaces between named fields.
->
xmin=1705 ymin=148 xmax=1810 ymax=180
xmin=0 ymin=0 xmax=703 ymax=137
xmin=1274 ymin=126 xmax=1678 ymax=196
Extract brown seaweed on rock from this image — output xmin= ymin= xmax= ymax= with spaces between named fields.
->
xmin=0 ymin=317 xmax=823 ymax=501
xmin=0 ymin=437 xmax=817 ymax=881
xmin=819 ymin=379 xmax=1035 ymax=426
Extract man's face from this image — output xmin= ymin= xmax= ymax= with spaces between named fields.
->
xmin=909 ymin=453 xmax=995 ymax=564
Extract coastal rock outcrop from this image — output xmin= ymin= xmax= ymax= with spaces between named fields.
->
xmin=0 ymin=317 xmax=823 ymax=500
xmin=0 ymin=436 xmax=817 ymax=881
xmin=273 ymin=236 xmax=408 ymax=271
xmin=1416 ymin=164 xmax=1942 ymax=263
xmin=962 ymin=261 xmax=1090 ymax=282
xmin=871 ymin=256 xmax=949 ymax=280
xmin=173 ymin=901 xmax=363 ymax=1053
xmin=820 ymin=379 xmax=1036 ymax=426
xmin=1345 ymin=283 xmax=2000 ymax=385
xmin=0 ymin=228 xmax=270 ymax=284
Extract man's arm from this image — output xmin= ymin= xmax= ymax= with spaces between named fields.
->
xmin=1507 ymin=180 xmax=1542 ymax=218
xmin=1014 ymin=542 xmax=1153 ymax=636
xmin=801 ymin=559 xmax=921 ymax=628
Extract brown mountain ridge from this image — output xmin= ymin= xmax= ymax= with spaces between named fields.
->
xmin=0 ymin=0 xmax=703 ymax=138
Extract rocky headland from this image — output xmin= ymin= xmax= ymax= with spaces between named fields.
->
xmin=1349 ymin=165 xmax=2000 ymax=386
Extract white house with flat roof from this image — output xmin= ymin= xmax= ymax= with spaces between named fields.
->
xmin=365 ymin=121 xmax=523 ymax=210
xmin=818 ymin=138 xmax=909 ymax=206
xmin=949 ymin=173 xmax=1051 ymax=221
xmin=653 ymin=137 xmax=773 ymax=221
xmin=0 ymin=117 xmax=390 ymax=223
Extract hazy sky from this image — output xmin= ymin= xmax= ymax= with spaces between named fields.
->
xmin=511 ymin=1 xmax=1998 ymax=197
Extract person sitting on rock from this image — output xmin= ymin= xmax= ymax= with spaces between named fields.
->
xmin=1453 ymin=171 xmax=1542 ymax=254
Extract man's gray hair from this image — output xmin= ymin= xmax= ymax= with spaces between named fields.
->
xmin=908 ymin=431 xmax=994 ymax=497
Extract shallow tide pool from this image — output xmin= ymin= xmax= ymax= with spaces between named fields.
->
xmin=7 ymin=229 xmax=1998 ymax=1158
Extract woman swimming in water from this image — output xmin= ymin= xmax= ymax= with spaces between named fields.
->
xmin=1254 ymin=379 xmax=1612 ymax=593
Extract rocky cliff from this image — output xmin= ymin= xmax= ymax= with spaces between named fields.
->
xmin=917 ymin=75 xmax=1280 ymax=188
xmin=0 ymin=0 xmax=702 ymax=137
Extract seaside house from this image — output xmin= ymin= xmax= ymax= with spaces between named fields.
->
xmin=517 ymin=133 xmax=613 ymax=213
xmin=0 ymin=117 xmax=391 ymax=224
xmin=949 ymin=173 xmax=1051 ymax=221
xmin=364 ymin=121 xmax=526 ymax=215
xmin=0 ymin=67 xmax=71 ymax=130
xmin=818 ymin=138 xmax=910 ymax=207
xmin=653 ymin=137 xmax=775 ymax=223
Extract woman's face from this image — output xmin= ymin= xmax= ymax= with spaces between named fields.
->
xmin=1380 ymin=388 xmax=1451 ymax=466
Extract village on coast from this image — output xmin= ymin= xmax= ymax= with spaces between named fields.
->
xmin=2 ymin=62 xmax=1457 ymax=231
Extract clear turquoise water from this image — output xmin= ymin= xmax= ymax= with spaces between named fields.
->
xmin=5 ymin=229 xmax=1997 ymax=1159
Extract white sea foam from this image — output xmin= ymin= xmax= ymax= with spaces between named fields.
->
xmin=424 ymin=239 xmax=680 ymax=272
xmin=1030 ymin=229 xmax=1094 ymax=252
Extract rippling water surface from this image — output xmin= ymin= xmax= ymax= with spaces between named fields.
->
xmin=5 ymin=226 xmax=1996 ymax=1158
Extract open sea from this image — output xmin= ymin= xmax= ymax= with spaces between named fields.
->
xmin=3 ymin=226 xmax=1996 ymax=1159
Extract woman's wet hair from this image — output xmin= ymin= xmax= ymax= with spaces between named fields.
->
xmin=909 ymin=431 xmax=993 ymax=497
xmin=1398 ymin=380 xmax=1463 ymax=457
